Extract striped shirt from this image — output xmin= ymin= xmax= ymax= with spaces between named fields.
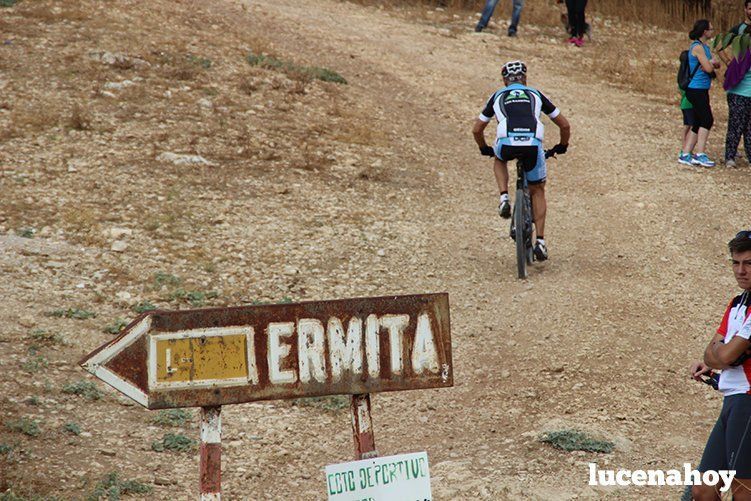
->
xmin=718 ymin=292 xmax=751 ymax=396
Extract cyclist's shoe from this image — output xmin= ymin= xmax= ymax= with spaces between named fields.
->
xmin=533 ymin=240 xmax=548 ymax=261
xmin=725 ymin=158 xmax=737 ymax=168
xmin=509 ymin=224 xmax=516 ymax=241
xmin=498 ymin=199 xmax=511 ymax=219
xmin=678 ymin=152 xmax=693 ymax=165
xmin=691 ymin=153 xmax=716 ymax=168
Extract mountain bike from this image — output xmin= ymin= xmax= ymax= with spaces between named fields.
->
xmin=510 ymin=149 xmax=556 ymax=279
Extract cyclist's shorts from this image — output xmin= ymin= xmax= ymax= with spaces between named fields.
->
xmin=494 ymin=137 xmax=546 ymax=184
xmin=698 ymin=394 xmax=751 ymax=479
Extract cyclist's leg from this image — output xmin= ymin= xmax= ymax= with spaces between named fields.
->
xmin=526 ymin=145 xmax=547 ymax=238
xmin=492 ymin=139 xmax=511 ymax=195
xmin=492 ymin=157 xmax=509 ymax=195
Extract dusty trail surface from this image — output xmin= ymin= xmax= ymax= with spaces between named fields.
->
xmin=1 ymin=0 xmax=750 ymax=499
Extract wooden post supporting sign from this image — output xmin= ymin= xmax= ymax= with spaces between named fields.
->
xmin=200 ymin=406 xmax=222 ymax=500
xmin=351 ymin=393 xmax=377 ymax=460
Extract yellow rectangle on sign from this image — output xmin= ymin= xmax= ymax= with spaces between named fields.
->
xmin=155 ymin=334 xmax=248 ymax=384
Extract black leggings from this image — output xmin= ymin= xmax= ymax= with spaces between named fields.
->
xmin=565 ymin=0 xmax=588 ymax=38
xmin=685 ymin=88 xmax=714 ymax=133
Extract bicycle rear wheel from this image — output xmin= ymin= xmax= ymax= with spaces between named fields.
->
xmin=514 ymin=187 xmax=527 ymax=279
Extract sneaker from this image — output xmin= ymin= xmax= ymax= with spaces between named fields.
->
xmin=574 ymin=37 xmax=585 ymax=47
xmin=498 ymin=199 xmax=511 ymax=219
xmin=726 ymin=158 xmax=737 ymax=168
xmin=678 ymin=152 xmax=693 ymax=165
xmin=691 ymin=153 xmax=716 ymax=168
xmin=475 ymin=25 xmax=484 ymax=32
xmin=567 ymin=37 xmax=577 ymax=44
xmin=507 ymin=29 xmax=517 ymax=37
xmin=533 ymin=240 xmax=548 ymax=261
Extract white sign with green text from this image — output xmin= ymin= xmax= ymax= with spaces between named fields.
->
xmin=325 ymin=452 xmax=432 ymax=501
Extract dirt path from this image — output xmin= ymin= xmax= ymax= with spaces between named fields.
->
xmin=249 ymin=0 xmax=751 ymax=498
xmin=2 ymin=0 xmax=751 ymax=499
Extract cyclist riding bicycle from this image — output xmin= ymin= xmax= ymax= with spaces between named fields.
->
xmin=472 ymin=60 xmax=571 ymax=261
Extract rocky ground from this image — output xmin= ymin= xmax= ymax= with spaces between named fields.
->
xmin=1 ymin=0 xmax=749 ymax=499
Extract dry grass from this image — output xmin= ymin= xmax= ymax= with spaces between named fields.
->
xmin=68 ymin=103 xmax=92 ymax=131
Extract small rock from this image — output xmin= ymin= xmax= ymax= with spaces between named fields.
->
xmin=156 ymin=152 xmax=216 ymax=166
xmin=198 ymin=98 xmax=212 ymax=109
xmin=100 ymin=91 xmax=117 ymax=98
xmin=377 ymin=249 xmax=386 ymax=257
xmin=18 ymin=315 xmax=36 ymax=327
xmin=111 ymin=241 xmax=128 ymax=252
xmin=116 ymin=291 xmax=132 ymax=301
xmin=106 ymin=227 xmax=132 ymax=239
xmin=154 ymin=477 xmax=176 ymax=486
xmin=99 ymin=449 xmax=116 ymax=457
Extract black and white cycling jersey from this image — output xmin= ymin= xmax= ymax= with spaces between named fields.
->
xmin=478 ymin=83 xmax=560 ymax=146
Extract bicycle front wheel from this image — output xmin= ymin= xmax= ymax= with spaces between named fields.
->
xmin=514 ymin=188 xmax=527 ymax=279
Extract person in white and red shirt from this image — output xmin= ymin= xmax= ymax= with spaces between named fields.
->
xmin=690 ymin=231 xmax=751 ymax=500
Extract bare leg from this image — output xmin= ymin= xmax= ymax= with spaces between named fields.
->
xmin=695 ymin=126 xmax=710 ymax=154
xmin=493 ymin=157 xmax=509 ymax=195
xmin=528 ymin=182 xmax=546 ymax=237
xmin=682 ymin=129 xmax=698 ymax=154
xmin=682 ymin=125 xmax=691 ymax=148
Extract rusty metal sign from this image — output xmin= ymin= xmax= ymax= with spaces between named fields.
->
xmin=80 ymin=293 xmax=452 ymax=409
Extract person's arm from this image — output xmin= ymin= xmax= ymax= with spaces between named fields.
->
xmin=703 ymin=333 xmax=728 ymax=369
xmin=693 ymin=44 xmax=716 ymax=73
xmin=472 ymin=118 xmax=490 ymax=149
xmin=704 ymin=333 xmax=751 ymax=369
xmin=551 ymin=113 xmax=570 ymax=146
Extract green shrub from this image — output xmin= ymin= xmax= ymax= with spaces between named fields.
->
xmin=246 ymin=51 xmax=347 ymax=84
xmin=151 ymin=433 xmax=196 ymax=452
xmin=0 ymin=0 xmax=20 ymax=7
xmin=132 ymin=301 xmax=156 ymax=314
xmin=17 ymin=227 xmax=34 ymax=238
xmin=103 ymin=318 xmax=128 ymax=335
xmin=29 ymin=329 xmax=64 ymax=345
xmin=21 ymin=355 xmax=48 ymax=373
xmin=539 ymin=429 xmax=614 ymax=453
xmin=49 ymin=308 xmax=96 ymax=320
xmin=151 ymin=409 xmax=191 ymax=427
xmin=86 ymin=472 xmax=151 ymax=501
xmin=0 ymin=443 xmax=12 ymax=455
xmin=6 ymin=418 xmax=40 ymax=437
xmin=62 ymin=380 xmax=102 ymax=401
xmin=63 ymin=422 xmax=81 ymax=436
xmin=153 ymin=272 xmax=181 ymax=288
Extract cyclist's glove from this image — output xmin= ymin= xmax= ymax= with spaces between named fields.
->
xmin=479 ymin=145 xmax=495 ymax=157
xmin=552 ymin=143 xmax=568 ymax=155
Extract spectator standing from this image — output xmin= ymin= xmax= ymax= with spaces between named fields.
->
xmin=679 ymin=19 xmax=721 ymax=168
xmin=719 ymin=1 xmax=751 ymax=168
xmin=475 ymin=0 xmax=525 ymax=37
xmin=565 ymin=0 xmax=588 ymax=47
xmin=689 ymin=231 xmax=751 ymax=500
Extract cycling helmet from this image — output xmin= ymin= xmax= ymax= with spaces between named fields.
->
xmin=501 ymin=60 xmax=527 ymax=79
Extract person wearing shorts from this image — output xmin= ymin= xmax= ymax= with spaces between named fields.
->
xmin=472 ymin=60 xmax=570 ymax=261
xmin=680 ymin=87 xmax=696 ymax=158
xmin=690 ymin=232 xmax=751 ymax=500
